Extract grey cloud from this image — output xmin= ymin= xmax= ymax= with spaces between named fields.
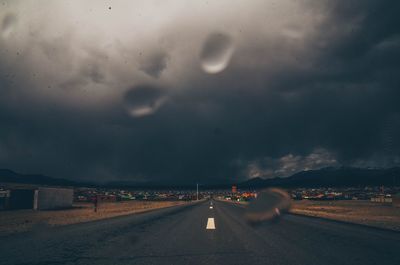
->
xmin=139 ymin=52 xmax=169 ymax=78
xmin=244 ymin=149 xmax=339 ymax=179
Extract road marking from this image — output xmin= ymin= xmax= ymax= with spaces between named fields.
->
xmin=206 ymin=218 xmax=216 ymax=229
xmin=209 ymin=206 xmax=213 ymax=209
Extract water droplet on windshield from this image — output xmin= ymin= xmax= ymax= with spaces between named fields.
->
xmin=1 ymin=14 xmax=17 ymax=39
xmin=245 ymin=188 xmax=291 ymax=223
xmin=123 ymin=85 xmax=167 ymax=118
xmin=200 ymin=32 xmax=234 ymax=74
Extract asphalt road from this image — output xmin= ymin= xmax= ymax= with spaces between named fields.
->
xmin=1 ymin=200 xmax=399 ymax=265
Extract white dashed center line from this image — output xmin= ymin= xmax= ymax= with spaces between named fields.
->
xmin=206 ymin=217 xmax=216 ymax=229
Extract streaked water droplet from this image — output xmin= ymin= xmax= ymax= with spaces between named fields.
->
xmin=1 ymin=14 xmax=17 ymax=39
xmin=200 ymin=32 xmax=234 ymax=74
xmin=245 ymin=188 xmax=291 ymax=223
xmin=123 ymin=85 xmax=167 ymax=118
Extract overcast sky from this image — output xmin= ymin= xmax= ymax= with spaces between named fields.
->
xmin=1 ymin=0 xmax=400 ymax=184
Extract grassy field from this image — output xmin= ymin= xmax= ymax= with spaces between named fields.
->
xmin=291 ymin=200 xmax=400 ymax=231
xmin=0 ymin=200 xmax=189 ymax=236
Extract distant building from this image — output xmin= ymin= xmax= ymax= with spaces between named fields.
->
xmin=0 ymin=187 xmax=73 ymax=210
xmin=232 ymin=185 xmax=237 ymax=194
xmin=370 ymin=195 xmax=392 ymax=204
xmin=96 ymin=194 xmax=117 ymax=202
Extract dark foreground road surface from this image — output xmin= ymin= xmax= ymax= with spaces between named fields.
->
xmin=1 ymin=200 xmax=399 ymax=265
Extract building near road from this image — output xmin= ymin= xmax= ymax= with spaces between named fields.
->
xmin=34 ymin=187 xmax=74 ymax=210
xmin=0 ymin=190 xmax=11 ymax=210
xmin=0 ymin=186 xmax=73 ymax=210
xmin=393 ymin=193 xmax=400 ymax=207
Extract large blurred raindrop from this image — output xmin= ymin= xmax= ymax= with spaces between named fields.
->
xmin=123 ymin=85 xmax=167 ymax=118
xmin=200 ymin=32 xmax=234 ymax=74
xmin=1 ymin=13 xmax=17 ymax=39
xmin=245 ymin=188 xmax=291 ymax=223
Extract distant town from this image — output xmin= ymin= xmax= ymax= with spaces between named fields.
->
xmin=1 ymin=166 xmax=400 ymax=210
xmin=74 ymin=184 xmax=400 ymax=205
xmin=2 ymin=183 xmax=400 ymax=211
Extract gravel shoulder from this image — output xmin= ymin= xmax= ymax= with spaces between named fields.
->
xmin=290 ymin=200 xmax=400 ymax=231
xmin=0 ymin=200 xmax=189 ymax=236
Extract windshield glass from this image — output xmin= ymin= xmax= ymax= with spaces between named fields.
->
xmin=1 ymin=1 xmax=399 ymax=265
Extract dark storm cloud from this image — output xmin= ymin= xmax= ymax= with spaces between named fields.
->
xmin=0 ymin=0 xmax=400 ymax=184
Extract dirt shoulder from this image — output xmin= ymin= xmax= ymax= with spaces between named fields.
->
xmin=219 ymin=198 xmax=400 ymax=231
xmin=290 ymin=200 xmax=400 ymax=231
xmin=0 ymin=200 xmax=190 ymax=236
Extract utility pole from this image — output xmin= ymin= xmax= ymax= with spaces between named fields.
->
xmin=196 ymin=183 xmax=199 ymax=201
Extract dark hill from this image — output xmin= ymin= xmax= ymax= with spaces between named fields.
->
xmin=0 ymin=169 xmax=80 ymax=187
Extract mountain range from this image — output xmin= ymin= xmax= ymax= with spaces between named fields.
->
xmin=0 ymin=168 xmax=82 ymax=187
xmin=1 ymin=167 xmax=399 ymax=189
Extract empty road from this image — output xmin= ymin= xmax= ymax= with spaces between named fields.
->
xmin=1 ymin=200 xmax=399 ymax=265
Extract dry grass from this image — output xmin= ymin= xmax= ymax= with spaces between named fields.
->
xmin=291 ymin=200 xmax=400 ymax=231
xmin=0 ymin=200 xmax=188 ymax=236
